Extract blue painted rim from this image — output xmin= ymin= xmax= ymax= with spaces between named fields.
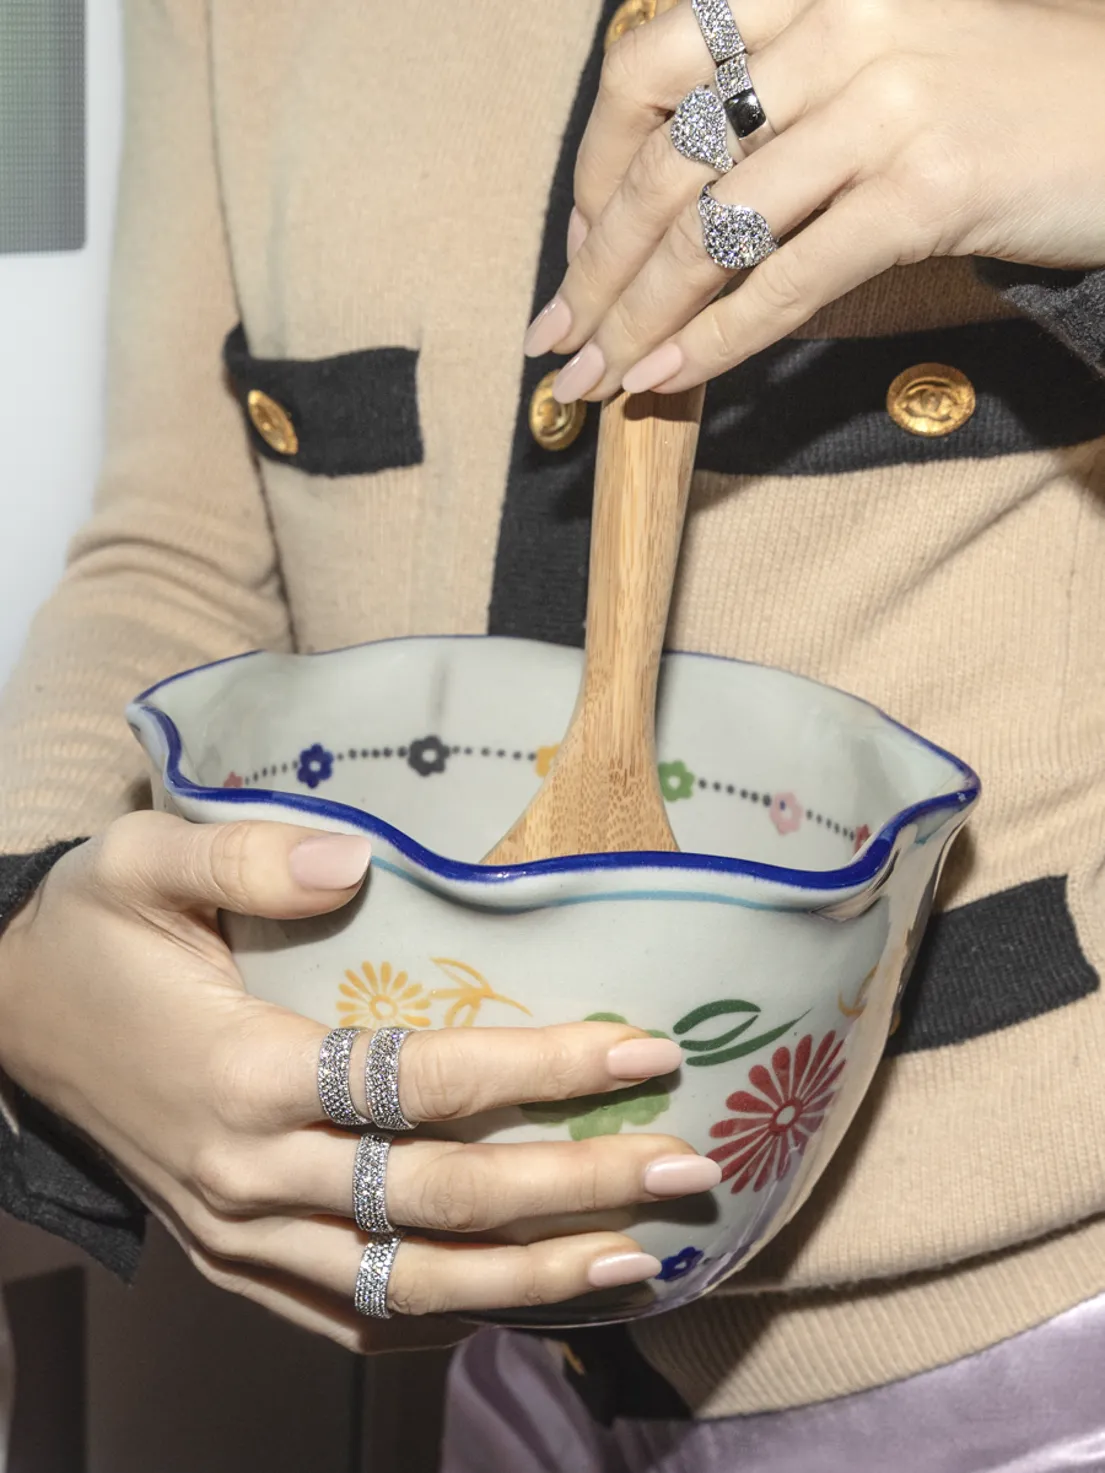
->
xmin=129 ymin=634 xmax=980 ymax=893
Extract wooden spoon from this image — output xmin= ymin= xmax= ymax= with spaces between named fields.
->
xmin=484 ymin=385 xmax=706 ymax=866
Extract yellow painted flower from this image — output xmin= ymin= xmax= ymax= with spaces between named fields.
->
xmin=338 ymin=962 xmax=432 ymax=1029
xmin=428 ymin=958 xmax=531 ymax=1028
xmin=534 ymin=744 xmax=559 ymax=777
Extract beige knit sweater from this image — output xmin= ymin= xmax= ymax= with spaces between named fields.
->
xmin=3 ymin=0 xmax=1105 ymax=1415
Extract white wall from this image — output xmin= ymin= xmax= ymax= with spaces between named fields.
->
xmin=0 ymin=0 xmax=123 ymax=684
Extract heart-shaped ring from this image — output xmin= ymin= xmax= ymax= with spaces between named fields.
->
xmin=669 ymin=86 xmax=734 ymax=175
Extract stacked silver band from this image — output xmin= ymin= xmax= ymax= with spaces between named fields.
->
xmin=366 ymin=1026 xmax=416 ymax=1132
xmin=352 ymin=1132 xmax=394 ymax=1235
xmin=318 ymin=1027 xmax=371 ymax=1129
xmin=714 ymin=51 xmax=768 ymax=140
xmin=690 ymin=0 xmax=746 ymax=63
xmin=354 ymin=1232 xmax=404 ymax=1319
xmin=698 ymin=183 xmax=777 ymax=270
xmin=670 ymin=85 xmax=734 ymax=174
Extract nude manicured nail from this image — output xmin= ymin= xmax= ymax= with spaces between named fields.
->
xmin=643 ymin=1154 xmax=723 ymax=1198
xmin=524 ymin=296 xmax=572 ymax=358
xmin=588 ymin=1252 xmax=662 ymax=1290
xmin=552 ymin=342 xmax=605 ymax=403
xmin=623 ymin=342 xmax=684 ymax=395
xmin=289 ymin=834 xmax=372 ymax=890
xmin=567 ymin=207 xmax=589 ymax=262
xmin=606 ymin=1037 xmax=683 ymax=1080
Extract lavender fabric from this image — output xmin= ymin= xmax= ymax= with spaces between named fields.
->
xmin=440 ymin=1292 xmax=1105 ymax=1472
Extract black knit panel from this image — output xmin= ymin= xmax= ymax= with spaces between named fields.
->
xmin=890 ymin=875 xmax=1098 ymax=1054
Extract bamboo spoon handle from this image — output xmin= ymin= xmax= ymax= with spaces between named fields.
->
xmin=484 ymin=385 xmax=706 ymax=866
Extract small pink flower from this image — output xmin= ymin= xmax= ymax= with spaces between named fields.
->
xmin=222 ymin=772 xmax=244 ymax=788
xmin=853 ymin=824 xmax=871 ymax=853
xmin=769 ymin=792 xmax=802 ymax=835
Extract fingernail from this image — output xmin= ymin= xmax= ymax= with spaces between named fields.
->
xmin=588 ymin=1252 xmax=662 ymax=1290
xmin=623 ymin=342 xmax=684 ymax=395
xmin=643 ymin=1154 xmax=723 ymax=1198
xmin=566 ymin=207 xmax=589 ymax=262
xmin=289 ymin=834 xmax=372 ymax=890
xmin=524 ymin=296 xmax=572 ymax=358
xmin=606 ymin=1037 xmax=683 ymax=1080
xmin=552 ymin=342 xmax=605 ymax=403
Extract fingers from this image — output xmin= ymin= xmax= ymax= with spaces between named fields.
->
xmin=576 ymin=0 xmax=803 ymax=227
xmin=255 ymin=1130 xmax=721 ymax=1229
xmin=558 ymin=84 xmax=886 ymax=401
xmin=637 ymin=183 xmax=909 ymax=392
xmin=556 ymin=9 xmax=879 ymax=355
xmin=90 ymin=810 xmax=371 ymax=919
xmin=190 ymin=1213 xmax=660 ymax=1317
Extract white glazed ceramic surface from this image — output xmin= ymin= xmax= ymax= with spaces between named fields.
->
xmin=127 ymin=636 xmax=978 ymax=1327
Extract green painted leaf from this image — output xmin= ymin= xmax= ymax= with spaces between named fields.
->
xmin=684 ymin=1014 xmax=807 ymax=1067
xmin=520 ymin=1012 xmax=672 ymax=1137
xmin=673 ymin=998 xmax=762 ymax=1052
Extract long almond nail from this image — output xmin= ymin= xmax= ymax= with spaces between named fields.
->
xmin=606 ymin=1037 xmax=683 ymax=1080
xmin=643 ymin=1154 xmax=723 ymax=1198
xmin=552 ymin=342 xmax=605 ymax=403
xmin=566 ymin=207 xmax=589 ymax=262
xmin=289 ymin=834 xmax=372 ymax=890
xmin=588 ymin=1252 xmax=662 ymax=1290
xmin=623 ymin=342 xmax=684 ymax=395
xmin=524 ymin=297 xmax=572 ymax=358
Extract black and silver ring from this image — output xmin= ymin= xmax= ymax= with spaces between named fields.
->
xmin=317 ymin=1026 xmax=371 ymax=1129
xmin=715 ymin=54 xmax=770 ymax=140
xmin=690 ymin=0 xmax=746 ymax=64
xmin=352 ymin=1132 xmax=395 ymax=1235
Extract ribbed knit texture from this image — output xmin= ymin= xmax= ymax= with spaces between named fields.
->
xmin=1 ymin=0 xmax=1104 ymax=1411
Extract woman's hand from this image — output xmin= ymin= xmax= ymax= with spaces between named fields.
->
xmin=0 ymin=813 xmax=713 ymax=1351
xmin=526 ymin=0 xmax=1105 ymax=400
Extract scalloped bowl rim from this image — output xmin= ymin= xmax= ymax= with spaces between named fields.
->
xmin=129 ymin=634 xmax=980 ymax=893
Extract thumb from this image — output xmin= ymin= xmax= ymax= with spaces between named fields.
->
xmin=93 ymin=811 xmax=371 ymax=919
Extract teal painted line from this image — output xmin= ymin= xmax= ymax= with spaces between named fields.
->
xmin=369 ymin=855 xmax=798 ymax=913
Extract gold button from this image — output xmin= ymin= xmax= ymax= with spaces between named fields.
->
xmin=529 ymin=371 xmax=587 ymax=451
xmin=247 ymin=388 xmax=299 ymax=456
xmin=887 ymin=364 xmax=976 ymax=437
xmin=605 ymin=0 xmax=657 ymax=51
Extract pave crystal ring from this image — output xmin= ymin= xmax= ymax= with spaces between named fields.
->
xmin=317 ymin=1027 xmax=371 ymax=1129
xmin=353 ymin=1132 xmax=394 ymax=1235
xmin=366 ymin=1026 xmax=416 ymax=1132
xmin=715 ymin=53 xmax=769 ymax=140
xmin=697 ymin=183 xmax=778 ymax=271
xmin=354 ymin=1232 xmax=404 ymax=1319
xmin=670 ymin=86 xmax=734 ymax=175
xmin=690 ymin=0 xmax=746 ymax=64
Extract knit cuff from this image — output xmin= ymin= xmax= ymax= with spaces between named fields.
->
xmin=0 ymin=841 xmax=147 ymax=1280
xmin=974 ymin=259 xmax=1105 ymax=375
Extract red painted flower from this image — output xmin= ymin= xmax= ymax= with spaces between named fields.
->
xmin=707 ymin=1031 xmax=845 ymax=1193
xmin=769 ymin=792 xmax=802 ymax=835
xmin=853 ymin=824 xmax=871 ymax=853
xmin=222 ymin=772 xmax=244 ymax=788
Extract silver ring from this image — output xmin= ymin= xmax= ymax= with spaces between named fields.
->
xmin=354 ymin=1232 xmax=404 ymax=1319
xmin=716 ymin=55 xmax=771 ymax=143
xmin=366 ymin=1026 xmax=416 ymax=1132
xmin=318 ymin=1027 xmax=371 ymax=1129
xmin=697 ymin=183 xmax=778 ymax=270
xmin=352 ymin=1132 xmax=394 ymax=1235
xmin=670 ymin=86 xmax=734 ymax=175
xmin=690 ymin=0 xmax=746 ymax=64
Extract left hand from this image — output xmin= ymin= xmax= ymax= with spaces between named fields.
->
xmin=525 ymin=0 xmax=1105 ymax=401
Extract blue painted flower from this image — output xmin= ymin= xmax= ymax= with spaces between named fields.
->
xmin=656 ymin=1246 xmax=704 ymax=1282
xmin=297 ymin=743 xmax=334 ymax=789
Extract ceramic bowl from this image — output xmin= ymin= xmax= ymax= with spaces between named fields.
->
xmin=127 ymin=635 xmax=978 ymax=1327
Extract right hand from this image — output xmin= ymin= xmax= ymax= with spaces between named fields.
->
xmin=0 ymin=812 xmax=717 ymax=1352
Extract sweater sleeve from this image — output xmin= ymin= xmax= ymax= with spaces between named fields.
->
xmin=974 ymin=259 xmax=1105 ymax=375
xmin=0 ymin=1 xmax=291 ymax=1270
